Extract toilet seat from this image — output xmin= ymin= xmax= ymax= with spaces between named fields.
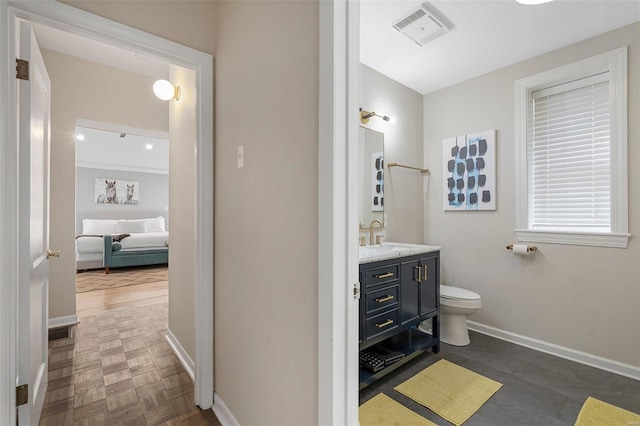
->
xmin=440 ymin=285 xmax=480 ymax=301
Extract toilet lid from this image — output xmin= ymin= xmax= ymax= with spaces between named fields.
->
xmin=440 ymin=285 xmax=481 ymax=300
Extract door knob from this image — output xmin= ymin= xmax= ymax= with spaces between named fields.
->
xmin=46 ymin=249 xmax=61 ymax=259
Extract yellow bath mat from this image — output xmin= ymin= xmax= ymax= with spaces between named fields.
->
xmin=359 ymin=393 xmax=437 ymax=426
xmin=574 ymin=396 xmax=640 ymax=426
xmin=394 ymin=359 xmax=502 ymax=426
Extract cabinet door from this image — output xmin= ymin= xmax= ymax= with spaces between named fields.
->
xmin=419 ymin=256 xmax=438 ymax=316
xmin=400 ymin=259 xmax=420 ymax=324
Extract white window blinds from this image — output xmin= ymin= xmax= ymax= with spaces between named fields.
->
xmin=528 ymin=72 xmax=611 ymax=232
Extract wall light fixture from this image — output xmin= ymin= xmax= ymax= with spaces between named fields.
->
xmin=153 ymin=79 xmax=181 ymax=101
xmin=360 ymin=107 xmax=391 ymax=124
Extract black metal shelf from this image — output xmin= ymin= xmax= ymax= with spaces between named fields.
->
xmin=359 ymin=327 xmax=439 ymax=390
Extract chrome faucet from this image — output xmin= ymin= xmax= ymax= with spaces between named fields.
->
xmin=369 ymin=219 xmax=383 ymax=245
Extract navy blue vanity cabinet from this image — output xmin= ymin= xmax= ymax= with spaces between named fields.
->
xmin=359 ymin=250 xmax=440 ymax=389
xmin=362 ymin=263 xmax=400 ymax=343
xmin=400 ymin=253 xmax=439 ymax=325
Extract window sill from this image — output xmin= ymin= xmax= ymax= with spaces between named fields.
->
xmin=514 ymin=229 xmax=630 ymax=248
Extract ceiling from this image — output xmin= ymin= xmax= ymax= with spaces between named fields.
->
xmin=76 ymin=126 xmax=169 ymax=174
xmin=31 ymin=2 xmax=640 ymax=96
xmin=33 ymin=23 xmax=169 ymax=79
xmin=361 ymin=0 xmax=640 ymax=94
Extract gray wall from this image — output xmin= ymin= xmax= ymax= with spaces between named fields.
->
xmin=423 ymin=23 xmax=639 ymax=367
xmin=215 ymin=2 xmax=318 ymax=424
xmin=360 ymin=64 xmax=425 ymax=244
xmin=75 ymin=167 xmax=168 ymax=234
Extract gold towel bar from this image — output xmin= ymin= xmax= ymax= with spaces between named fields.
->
xmin=387 ymin=162 xmax=430 ymax=174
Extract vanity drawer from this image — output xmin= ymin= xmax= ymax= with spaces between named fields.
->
xmin=365 ymin=309 xmax=399 ymax=340
xmin=364 ymin=264 xmax=399 ymax=288
xmin=365 ymin=284 xmax=399 ymax=316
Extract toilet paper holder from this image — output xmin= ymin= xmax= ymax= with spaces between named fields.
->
xmin=506 ymin=244 xmax=537 ymax=252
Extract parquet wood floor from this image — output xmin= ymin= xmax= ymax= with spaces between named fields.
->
xmin=40 ymin=278 xmax=220 ymax=425
xmin=76 ymin=265 xmax=169 ymax=293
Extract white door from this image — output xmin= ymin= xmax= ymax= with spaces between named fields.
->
xmin=16 ymin=19 xmax=52 ymax=426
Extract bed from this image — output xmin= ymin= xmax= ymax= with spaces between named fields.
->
xmin=76 ymin=217 xmax=169 ymax=272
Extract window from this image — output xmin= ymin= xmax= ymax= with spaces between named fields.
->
xmin=515 ymin=47 xmax=629 ymax=248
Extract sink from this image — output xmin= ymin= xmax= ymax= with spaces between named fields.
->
xmin=358 ymin=241 xmax=442 ymax=263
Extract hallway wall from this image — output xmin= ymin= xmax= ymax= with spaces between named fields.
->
xmin=215 ymin=1 xmax=319 ymax=424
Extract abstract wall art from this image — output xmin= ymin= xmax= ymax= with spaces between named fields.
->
xmin=442 ymin=129 xmax=496 ymax=211
xmin=371 ymin=152 xmax=384 ymax=212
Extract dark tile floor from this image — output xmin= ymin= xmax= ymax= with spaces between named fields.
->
xmin=359 ymin=331 xmax=640 ymax=425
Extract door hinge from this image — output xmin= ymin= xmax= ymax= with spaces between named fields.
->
xmin=16 ymin=59 xmax=29 ymax=81
xmin=353 ymin=282 xmax=361 ymax=300
xmin=16 ymin=384 xmax=28 ymax=406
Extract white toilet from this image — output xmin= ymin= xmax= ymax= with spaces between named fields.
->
xmin=419 ymin=285 xmax=482 ymax=346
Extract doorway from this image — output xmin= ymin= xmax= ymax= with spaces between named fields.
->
xmin=0 ymin=2 xmax=213 ymax=422
xmin=73 ymin=123 xmax=170 ymax=291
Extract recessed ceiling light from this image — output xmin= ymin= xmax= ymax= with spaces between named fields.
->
xmin=145 ymin=144 xmax=153 ymax=150
xmin=76 ymin=134 xmax=85 ymax=141
xmin=516 ymin=0 xmax=554 ymax=4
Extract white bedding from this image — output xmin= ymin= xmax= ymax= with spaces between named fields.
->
xmin=76 ymin=231 xmax=169 ymax=254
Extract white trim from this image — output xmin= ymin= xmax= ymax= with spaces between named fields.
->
xmin=193 ymin=53 xmax=214 ymax=410
xmin=514 ymin=47 xmax=629 ymax=247
xmin=515 ymin=229 xmax=630 ymax=248
xmin=165 ymin=329 xmax=194 ymax=381
xmin=1 ymin=0 xmax=214 ymax=414
xmin=212 ymin=393 xmax=241 ymax=426
xmin=468 ymin=321 xmax=640 ymax=381
xmin=47 ymin=315 xmax=80 ymax=329
xmin=76 ymin=163 xmax=169 ymax=175
xmin=318 ymin=1 xmax=360 ymax=424
xmin=0 ymin=3 xmax=19 ymax=422
xmin=75 ymin=118 xmax=169 ymax=141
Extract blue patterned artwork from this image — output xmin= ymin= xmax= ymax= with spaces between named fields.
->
xmin=442 ymin=129 xmax=496 ymax=211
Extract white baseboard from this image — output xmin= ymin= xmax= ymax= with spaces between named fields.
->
xmin=467 ymin=321 xmax=640 ymax=381
xmin=212 ymin=393 xmax=240 ymax=426
xmin=48 ymin=314 xmax=80 ymax=329
xmin=165 ymin=329 xmax=194 ymax=381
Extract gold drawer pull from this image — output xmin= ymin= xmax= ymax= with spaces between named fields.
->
xmin=375 ymin=319 xmax=394 ymax=329
xmin=375 ymin=295 xmax=394 ymax=303
xmin=375 ymin=272 xmax=394 ymax=279
xmin=415 ymin=266 xmax=422 ymax=283
xmin=423 ymin=265 xmax=428 ymax=281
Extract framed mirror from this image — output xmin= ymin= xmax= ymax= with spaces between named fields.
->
xmin=359 ymin=127 xmax=384 ymax=227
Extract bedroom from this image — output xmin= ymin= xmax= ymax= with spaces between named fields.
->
xmin=74 ymin=125 xmax=169 ymax=276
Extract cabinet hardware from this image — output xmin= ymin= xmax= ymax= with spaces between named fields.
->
xmin=375 ymin=319 xmax=394 ymax=329
xmin=375 ymin=295 xmax=394 ymax=303
xmin=422 ymin=265 xmax=428 ymax=281
xmin=415 ymin=266 xmax=422 ymax=283
xmin=375 ymin=272 xmax=394 ymax=279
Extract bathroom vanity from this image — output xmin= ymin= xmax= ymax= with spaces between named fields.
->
xmin=359 ymin=242 xmax=441 ymax=389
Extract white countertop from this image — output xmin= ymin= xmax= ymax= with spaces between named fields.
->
xmin=359 ymin=242 xmax=442 ymax=264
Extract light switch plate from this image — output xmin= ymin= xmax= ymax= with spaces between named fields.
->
xmin=237 ymin=145 xmax=244 ymax=168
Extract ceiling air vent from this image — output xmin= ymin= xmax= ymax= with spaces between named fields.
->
xmin=393 ymin=2 xmax=454 ymax=46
